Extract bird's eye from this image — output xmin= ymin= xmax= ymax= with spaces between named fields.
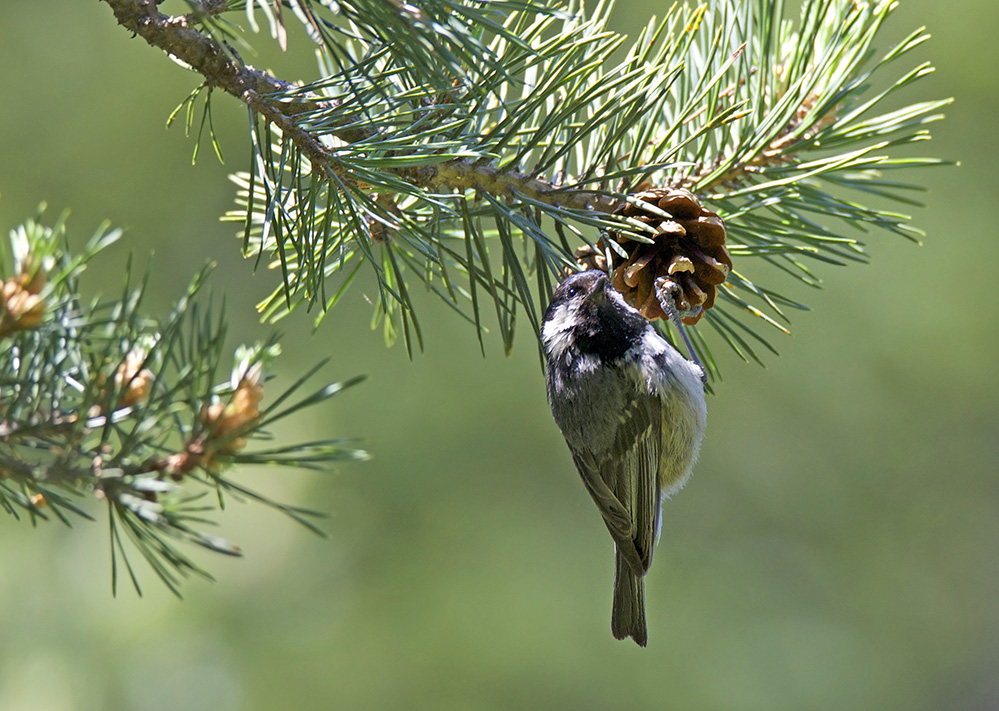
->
xmin=565 ymin=286 xmax=578 ymax=297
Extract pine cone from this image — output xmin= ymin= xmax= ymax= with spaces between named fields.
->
xmin=576 ymin=187 xmax=731 ymax=324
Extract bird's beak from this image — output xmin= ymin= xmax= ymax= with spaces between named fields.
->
xmin=587 ymin=274 xmax=610 ymax=304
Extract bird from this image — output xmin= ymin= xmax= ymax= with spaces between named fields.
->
xmin=541 ymin=269 xmax=707 ymax=646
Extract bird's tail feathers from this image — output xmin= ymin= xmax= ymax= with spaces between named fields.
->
xmin=611 ymin=549 xmax=648 ymax=646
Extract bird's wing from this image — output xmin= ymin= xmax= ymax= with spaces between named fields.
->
xmin=610 ymin=389 xmax=662 ymax=573
xmin=571 ymin=388 xmax=662 ymax=576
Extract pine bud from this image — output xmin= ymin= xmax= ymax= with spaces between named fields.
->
xmin=0 ymin=278 xmax=46 ymax=336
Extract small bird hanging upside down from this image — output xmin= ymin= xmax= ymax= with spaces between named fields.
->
xmin=542 ymin=270 xmax=707 ymax=646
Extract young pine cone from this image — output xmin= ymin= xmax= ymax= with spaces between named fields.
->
xmin=575 ymin=187 xmax=731 ymax=324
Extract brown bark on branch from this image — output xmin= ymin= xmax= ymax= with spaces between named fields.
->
xmin=99 ymin=0 xmax=619 ymax=214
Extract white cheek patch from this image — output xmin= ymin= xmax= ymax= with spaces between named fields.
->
xmin=542 ymin=302 xmax=579 ymax=355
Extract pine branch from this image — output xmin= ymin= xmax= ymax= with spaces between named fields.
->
xmin=0 ymin=210 xmax=367 ymax=595
xmin=102 ymin=0 xmax=948 ymax=373
xmin=103 ymin=0 xmax=357 ymax=158
xmin=101 ymin=0 xmax=571 ymax=193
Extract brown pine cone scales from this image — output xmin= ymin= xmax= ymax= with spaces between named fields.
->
xmin=575 ymin=187 xmax=731 ymax=324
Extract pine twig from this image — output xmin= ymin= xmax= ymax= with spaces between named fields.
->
xmin=1 ymin=211 xmax=367 ymax=594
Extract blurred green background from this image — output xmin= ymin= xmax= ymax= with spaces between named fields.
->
xmin=1 ymin=2 xmax=996 ymax=709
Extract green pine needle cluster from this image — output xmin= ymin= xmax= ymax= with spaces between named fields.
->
xmin=208 ymin=0 xmax=947 ymax=371
xmin=0 ymin=210 xmax=367 ymax=595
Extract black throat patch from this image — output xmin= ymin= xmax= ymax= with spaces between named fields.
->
xmin=572 ymin=301 xmax=644 ymax=362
